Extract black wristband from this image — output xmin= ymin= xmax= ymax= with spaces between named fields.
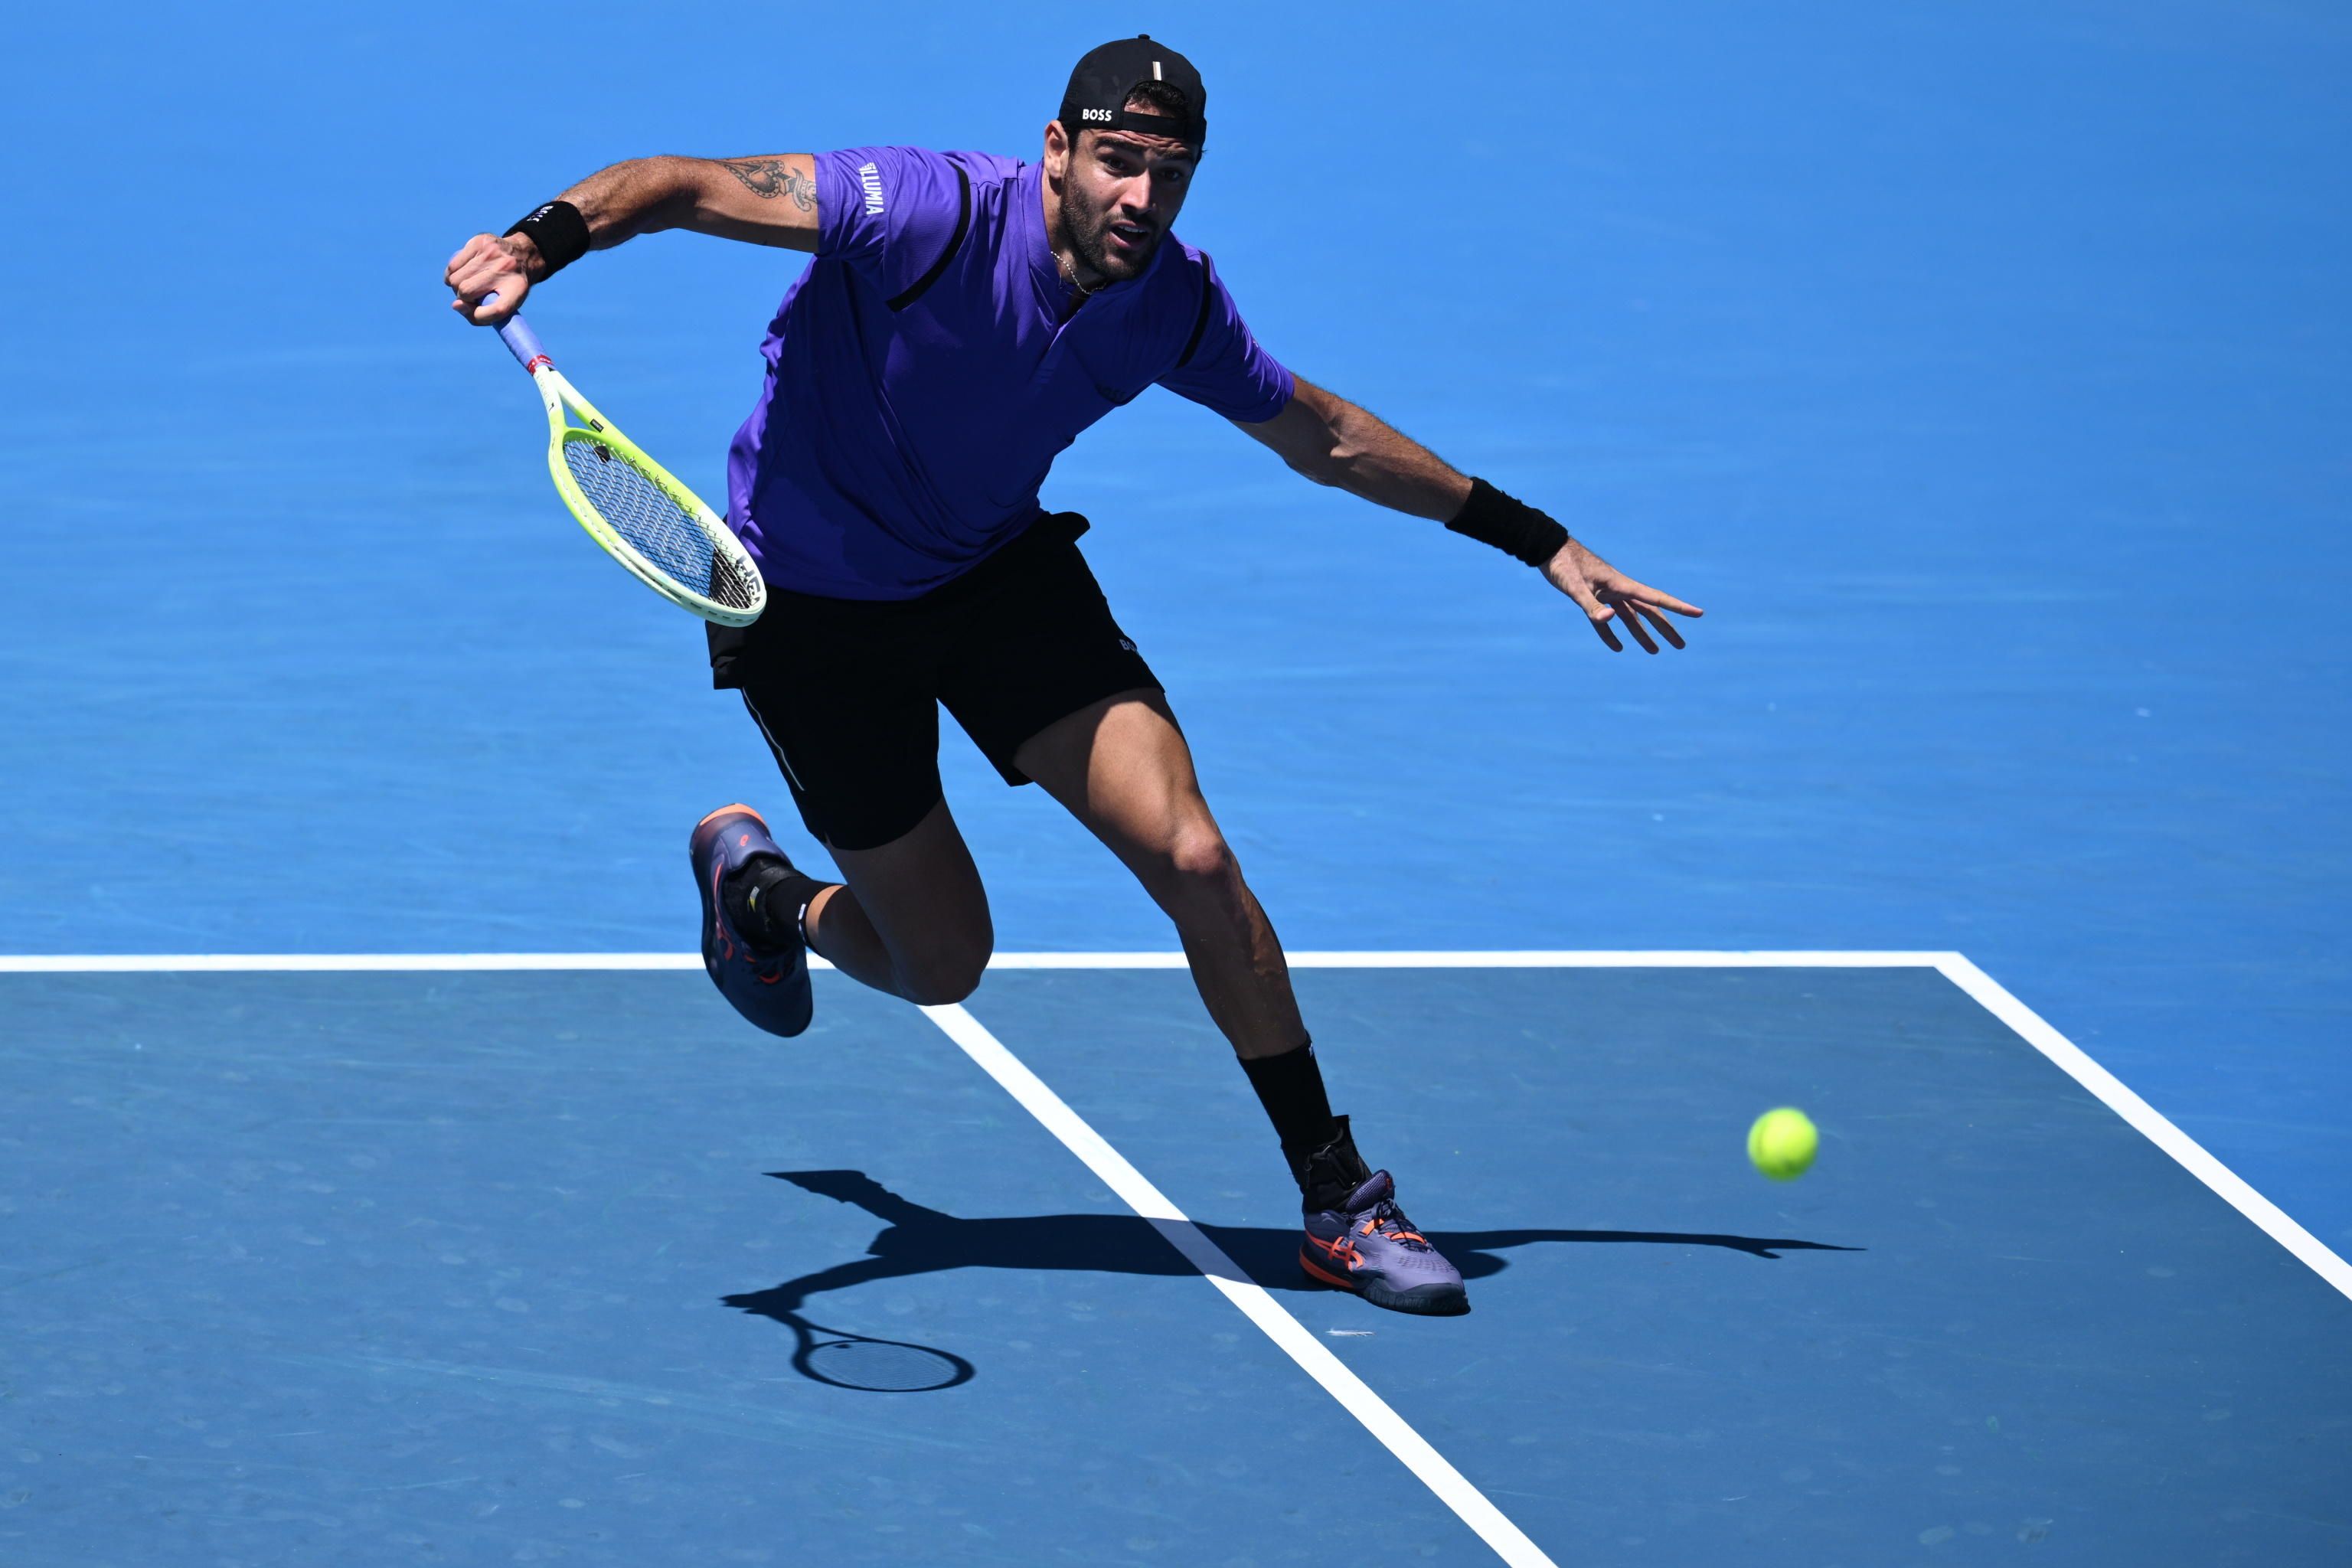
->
xmin=505 ymin=199 xmax=590 ymax=277
xmin=1446 ymin=479 xmax=1571 ymax=568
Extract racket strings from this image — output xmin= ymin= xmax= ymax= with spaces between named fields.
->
xmin=562 ymin=438 xmax=760 ymax=612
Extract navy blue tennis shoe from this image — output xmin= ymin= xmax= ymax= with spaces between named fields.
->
xmin=690 ymin=803 xmax=813 ymax=1037
xmin=1301 ymin=1169 xmax=1469 ymax=1315
xmin=1294 ymin=1121 xmax=1468 ymax=1315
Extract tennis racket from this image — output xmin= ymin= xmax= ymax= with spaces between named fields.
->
xmin=484 ymin=295 xmax=766 ymax=626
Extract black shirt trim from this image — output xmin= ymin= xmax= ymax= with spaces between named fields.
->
xmin=886 ymin=163 xmax=972 ymax=312
xmin=1175 ymin=253 xmax=1216 ymax=368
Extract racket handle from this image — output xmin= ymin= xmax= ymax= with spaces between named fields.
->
xmin=481 ymin=292 xmax=550 ymax=372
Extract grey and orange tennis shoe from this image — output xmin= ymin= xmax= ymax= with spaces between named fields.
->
xmin=689 ymin=804 xmax=813 ymax=1038
xmin=1295 ymin=1119 xmax=1468 ymax=1316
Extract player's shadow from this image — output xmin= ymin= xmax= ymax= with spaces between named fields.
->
xmin=724 ymin=1170 xmax=1859 ymax=1384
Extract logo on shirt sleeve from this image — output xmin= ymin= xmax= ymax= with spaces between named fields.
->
xmin=858 ymin=162 xmax=886 ymax=216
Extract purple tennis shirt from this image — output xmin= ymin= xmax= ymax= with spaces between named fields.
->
xmin=724 ymin=146 xmax=1295 ymax=599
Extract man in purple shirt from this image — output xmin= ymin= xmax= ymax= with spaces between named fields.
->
xmin=446 ymin=38 xmax=1701 ymax=1316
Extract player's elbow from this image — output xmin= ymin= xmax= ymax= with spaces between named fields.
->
xmin=1282 ymin=452 xmax=1341 ymax=487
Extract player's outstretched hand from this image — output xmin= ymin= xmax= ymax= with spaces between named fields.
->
xmin=444 ymin=233 xmax=535 ymax=325
xmin=1542 ymin=538 xmax=1704 ymax=653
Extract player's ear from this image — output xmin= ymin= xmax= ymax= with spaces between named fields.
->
xmin=1044 ymin=119 xmax=1072 ymax=179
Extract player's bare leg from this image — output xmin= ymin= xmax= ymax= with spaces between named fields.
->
xmin=814 ymin=802 xmax=993 ymax=1004
xmin=1014 ymin=688 xmax=1466 ymax=1313
xmin=1014 ymin=689 xmax=1305 ymax=1060
xmin=692 ymin=792 xmax=994 ymax=1031
xmin=725 ymin=799 xmax=994 ymax=1005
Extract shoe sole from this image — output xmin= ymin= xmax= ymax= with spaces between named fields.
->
xmin=1299 ymin=1247 xmax=1470 ymax=1316
xmin=690 ymin=805 xmax=813 ymax=1037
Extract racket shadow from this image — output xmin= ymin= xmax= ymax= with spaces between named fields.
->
xmin=721 ymin=1170 xmax=1860 ymax=1390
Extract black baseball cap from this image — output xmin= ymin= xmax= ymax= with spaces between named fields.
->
xmin=1058 ymin=35 xmax=1207 ymax=149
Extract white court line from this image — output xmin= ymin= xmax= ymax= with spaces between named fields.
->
xmin=0 ymin=952 xmax=707 ymax=972
xmin=0 ymin=949 xmax=1950 ymax=974
xmin=920 ymin=1001 xmax=1558 ymax=1568
xmin=1932 ymin=955 xmax=2352 ymax=1302
xmin=982 ymin=949 xmax=1956 ymax=969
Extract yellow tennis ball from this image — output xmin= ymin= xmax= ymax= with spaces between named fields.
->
xmin=1748 ymin=1108 xmax=1818 ymax=1181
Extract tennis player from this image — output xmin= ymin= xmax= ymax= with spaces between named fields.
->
xmin=445 ymin=37 xmax=1701 ymax=1315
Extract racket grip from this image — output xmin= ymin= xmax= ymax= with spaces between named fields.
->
xmin=482 ymin=292 xmax=550 ymax=371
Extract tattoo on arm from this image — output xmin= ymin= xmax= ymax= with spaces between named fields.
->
xmin=722 ymin=158 xmax=815 ymax=211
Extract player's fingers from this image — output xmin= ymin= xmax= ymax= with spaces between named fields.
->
xmin=1550 ymin=562 xmax=1606 ymax=616
xmin=1610 ymin=576 xmax=1704 ymax=617
xmin=1628 ymin=598 xmax=1686 ymax=650
xmin=444 ymin=234 xmax=498 ymax=281
xmin=452 ymin=274 xmax=521 ymax=325
xmin=1609 ymin=593 xmax=1661 ymax=654
xmin=1548 ymin=562 xmax=1625 ymax=651
xmin=448 ymin=240 xmax=519 ymax=292
xmin=452 ymin=255 xmax=508 ymax=295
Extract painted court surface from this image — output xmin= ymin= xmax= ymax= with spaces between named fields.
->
xmin=5 ymin=956 xmax=2345 ymax=1564
xmin=3 ymin=0 xmax=2348 ymax=1563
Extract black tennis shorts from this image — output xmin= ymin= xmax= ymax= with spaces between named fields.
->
xmin=707 ymin=512 xmax=1161 ymax=851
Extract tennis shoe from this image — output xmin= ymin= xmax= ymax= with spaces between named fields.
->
xmin=689 ymin=803 xmax=813 ymax=1037
xmin=1296 ymin=1123 xmax=1467 ymax=1315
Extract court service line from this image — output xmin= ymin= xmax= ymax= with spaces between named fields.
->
xmin=0 ymin=949 xmax=1952 ymax=974
xmin=1933 ymin=955 xmax=2352 ymax=1304
xmin=0 ymin=952 xmax=706 ymax=973
xmin=985 ymin=950 xmax=1955 ymax=969
xmin=920 ymin=1001 xmax=1559 ymax=1568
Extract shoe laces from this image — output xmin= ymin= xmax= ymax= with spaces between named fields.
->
xmin=1354 ymin=1198 xmax=1430 ymax=1251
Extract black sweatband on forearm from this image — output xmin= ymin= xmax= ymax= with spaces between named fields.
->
xmin=505 ymin=199 xmax=591 ymax=277
xmin=1446 ymin=479 xmax=1571 ymax=568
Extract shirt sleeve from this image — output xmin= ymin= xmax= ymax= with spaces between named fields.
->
xmin=813 ymin=146 xmax=968 ymax=301
xmin=1156 ymin=253 xmax=1295 ymax=423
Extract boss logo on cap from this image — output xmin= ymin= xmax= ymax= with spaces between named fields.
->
xmin=1082 ymin=108 xmax=1113 ymax=122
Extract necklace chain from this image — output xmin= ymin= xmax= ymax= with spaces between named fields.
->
xmin=1057 ymin=250 xmax=1105 ymax=298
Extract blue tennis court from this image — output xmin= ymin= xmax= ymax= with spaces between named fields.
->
xmin=3 ymin=1 xmax=2347 ymax=1563
xmin=6 ymin=956 xmax=2346 ymax=1563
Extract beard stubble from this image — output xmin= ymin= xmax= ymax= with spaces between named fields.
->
xmin=1059 ymin=180 xmax=1158 ymax=282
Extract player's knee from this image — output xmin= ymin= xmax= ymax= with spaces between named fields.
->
xmin=893 ymin=940 xmax=991 ymax=1005
xmin=1163 ymin=820 xmax=1237 ymax=890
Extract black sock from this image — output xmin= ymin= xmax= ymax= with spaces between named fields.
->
xmin=1240 ymin=1038 xmax=1338 ymax=1162
xmin=723 ymin=858 xmax=828 ymax=950
xmin=1292 ymin=1115 xmax=1368 ymax=1212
